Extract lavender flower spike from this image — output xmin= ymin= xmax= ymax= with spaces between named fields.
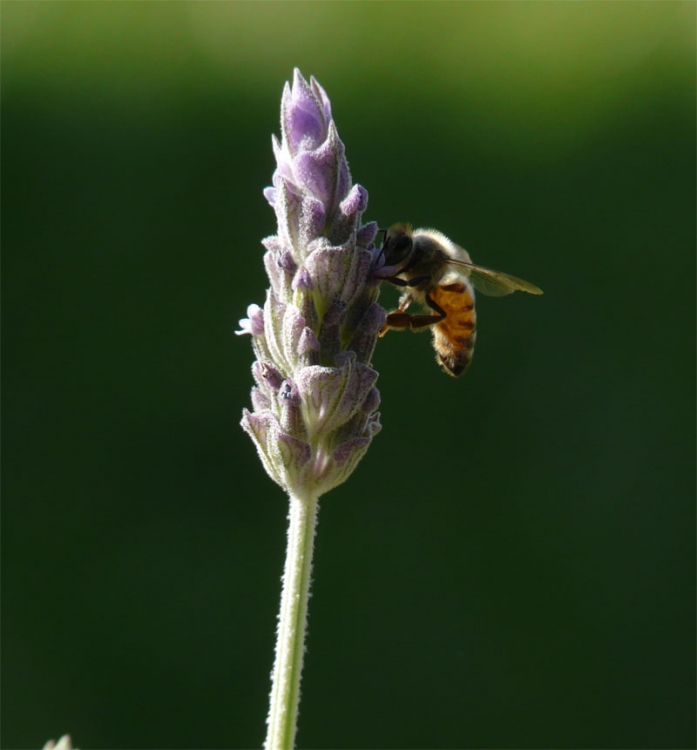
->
xmin=237 ymin=70 xmax=384 ymax=749
xmin=238 ymin=69 xmax=384 ymax=499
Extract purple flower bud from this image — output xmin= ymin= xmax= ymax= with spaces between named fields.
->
xmin=292 ymin=266 xmax=314 ymax=291
xmin=253 ymin=360 xmax=285 ymax=395
xmin=279 ymin=379 xmax=300 ymax=401
xmin=298 ymin=327 xmax=320 ymax=355
xmin=278 ymin=379 xmax=305 ymax=436
xmin=239 ymin=70 xmax=385 ymax=497
xmin=276 ymin=248 xmax=297 ymax=274
xmin=361 ymin=386 xmax=381 ymax=416
xmin=282 ymin=72 xmax=326 ymax=154
xmin=341 ymin=184 xmax=369 ymax=217
xmin=356 ymin=220 xmax=378 ymax=248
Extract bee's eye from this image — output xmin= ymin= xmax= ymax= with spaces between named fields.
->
xmin=383 ymin=234 xmax=412 ymax=265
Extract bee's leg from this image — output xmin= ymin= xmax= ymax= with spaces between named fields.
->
xmin=380 ymin=275 xmax=442 ymax=336
xmin=375 ymin=228 xmax=387 ymax=263
xmin=380 ymin=312 xmax=443 ymax=334
xmin=380 ymin=295 xmax=446 ymax=336
xmin=424 ymin=293 xmax=447 ymax=319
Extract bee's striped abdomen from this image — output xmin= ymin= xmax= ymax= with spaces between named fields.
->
xmin=431 ymin=281 xmax=477 ymax=377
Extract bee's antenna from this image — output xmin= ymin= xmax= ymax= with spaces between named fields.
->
xmin=375 ymin=227 xmax=388 ymax=264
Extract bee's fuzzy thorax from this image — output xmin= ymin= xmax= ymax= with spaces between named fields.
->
xmin=412 ymin=227 xmax=473 ymax=264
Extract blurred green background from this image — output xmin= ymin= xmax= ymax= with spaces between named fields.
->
xmin=3 ymin=2 xmax=695 ymax=748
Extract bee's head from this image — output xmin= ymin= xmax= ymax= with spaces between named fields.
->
xmin=380 ymin=223 xmax=414 ymax=266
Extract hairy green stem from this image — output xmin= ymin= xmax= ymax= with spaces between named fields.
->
xmin=265 ymin=492 xmax=319 ymax=750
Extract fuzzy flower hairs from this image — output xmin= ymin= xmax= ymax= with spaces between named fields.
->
xmin=237 ymin=69 xmax=383 ymax=500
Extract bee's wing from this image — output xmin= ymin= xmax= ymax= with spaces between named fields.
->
xmin=447 ymin=258 xmax=543 ymax=297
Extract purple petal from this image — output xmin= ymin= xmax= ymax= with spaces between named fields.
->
xmin=293 ymin=138 xmax=339 ymax=206
xmin=357 ymin=221 xmax=378 ymax=248
xmin=282 ymin=71 xmax=326 ymax=154
xmin=235 ymin=318 xmax=253 ymax=336
xmin=235 ymin=303 xmax=265 ymax=337
xmin=298 ymin=327 xmax=320 ymax=355
xmin=340 ymin=184 xmax=368 ymax=218
xmin=263 ymin=186 xmax=276 ymax=206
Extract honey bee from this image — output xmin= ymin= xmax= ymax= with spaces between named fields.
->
xmin=377 ymin=223 xmax=543 ymax=377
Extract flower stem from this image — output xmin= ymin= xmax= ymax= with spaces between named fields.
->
xmin=265 ymin=491 xmax=319 ymax=750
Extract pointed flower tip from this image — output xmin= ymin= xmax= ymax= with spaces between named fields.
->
xmin=282 ymin=69 xmax=327 ymax=156
xmin=309 ymin=75 xmax=332 ymax=120
xmin=43 ymin=737 xmax=76 ymax=750
xmin=292 ymin=67 xmax=307 ymax=90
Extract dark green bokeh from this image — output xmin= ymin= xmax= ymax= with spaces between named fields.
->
xmin=3 ymin=3 xmax=695 ymax=748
